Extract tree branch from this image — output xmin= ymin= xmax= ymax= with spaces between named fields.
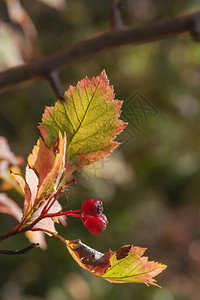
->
xmin=0 ymin=243 xmax=39 ymax=255
xmin=110 ymin=0 xmax=123 ymax=30
xmin=0 ymin=10 xmax=200 ymax=93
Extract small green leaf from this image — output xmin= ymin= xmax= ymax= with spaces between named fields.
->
xmin=66 ymin=240 xmax=167 ymax=286
xmin=38 ymin=70 xmax=127 ymax=174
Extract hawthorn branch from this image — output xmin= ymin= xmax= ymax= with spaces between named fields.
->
xmin=0 ymin=243 xmax=39 ymax=255
xmin=0 ymin=10 xmax=200 ymax=93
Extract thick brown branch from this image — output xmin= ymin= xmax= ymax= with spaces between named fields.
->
xmin=0 ymin=11 xmax=200 ymax=93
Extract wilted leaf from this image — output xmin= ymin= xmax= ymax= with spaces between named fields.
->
xmin=66 ymin=240 xmax=167 ymax=286
xmin=39 ymin=70 xmax=127 ymax=175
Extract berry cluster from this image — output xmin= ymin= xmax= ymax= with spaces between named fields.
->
xmin=81 ymin=199 xmax=108 ymax=235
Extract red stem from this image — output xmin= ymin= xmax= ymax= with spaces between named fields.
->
xmin=43 ymin=210 xmax=82 ymax=218
xmin=42 ymin=178 xmax=75 ymax=214
xmin=0 ymin=179 xmax=79 ymax=243
xmin=0 ymin=208 xmax=82 ymax=243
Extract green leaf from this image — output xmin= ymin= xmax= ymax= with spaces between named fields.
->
xmin=38 ymin=70 xmax=127 ymax=174
xmin=66 ymin=240 xmax=167 ymax=287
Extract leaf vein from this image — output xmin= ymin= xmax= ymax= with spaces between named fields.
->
xmin=67 ymin=79 xmax=102 ymax=149
xmin=60 ymin=101 xmax=76 ymax=133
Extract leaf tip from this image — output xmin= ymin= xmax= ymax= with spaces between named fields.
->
xmin=100 ymin=69 xmax=107 ymax=78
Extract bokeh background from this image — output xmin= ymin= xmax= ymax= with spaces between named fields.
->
xmin=1 ymin=0 xmax=200 ymax=299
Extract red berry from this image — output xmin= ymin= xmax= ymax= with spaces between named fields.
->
xmin=82 ymin=213 xmax=108 ymax=235
xmin=82 ymin=198 xmax=103 ymax=216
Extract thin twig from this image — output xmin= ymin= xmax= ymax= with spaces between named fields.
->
xmin=46 ymin=71 xmax=64 ymax=101
xmin=110 ymin=0 xmax=123 ymax=30
xmin=0 ymin=243 xmax=39 ymax=255
xmin=0 ymin=225 xmax=22 ymax=243
xmin=0 ymin=11 xmax=200 ymax=93
xmin=42 ymin=178 xmax=75 ymax=214
xmin=32 ymin=228 xmax=67 ymax=245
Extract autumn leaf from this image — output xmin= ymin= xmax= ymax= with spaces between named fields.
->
xmin=27 ymin=131 xmax=66 ymax=210
xmin=11 ymin=132 xmax=66 ymax=232
xmin=66 ymin=240 xmax=167 ymax=286
xmin=38 ymin=70 xmax=127 ymax=175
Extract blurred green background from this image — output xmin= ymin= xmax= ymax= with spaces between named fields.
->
xmin=1 ymin=0 xmax=200 ymax=299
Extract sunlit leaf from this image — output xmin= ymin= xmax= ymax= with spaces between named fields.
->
xmin=11 ymin=132 xmax=66 ymax=230
xmin=66 ymin=240 xmax=167 ymax=286
xmin=27 ymin=131 xmax=66 ymax=204
xmin=38 ymin=70 xmax=127 ymax=175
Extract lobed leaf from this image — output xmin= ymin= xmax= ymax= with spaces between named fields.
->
xmin=38 ymin=70 xmax=127 ymax=175
xmin=66 ymin=240 xmax=167 ymax=286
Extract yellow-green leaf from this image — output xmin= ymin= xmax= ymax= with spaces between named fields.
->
xmin=66 ymin=240 xmax=167 ymax=287
xmin=38 ymin=70 xmax=127 ymax=174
